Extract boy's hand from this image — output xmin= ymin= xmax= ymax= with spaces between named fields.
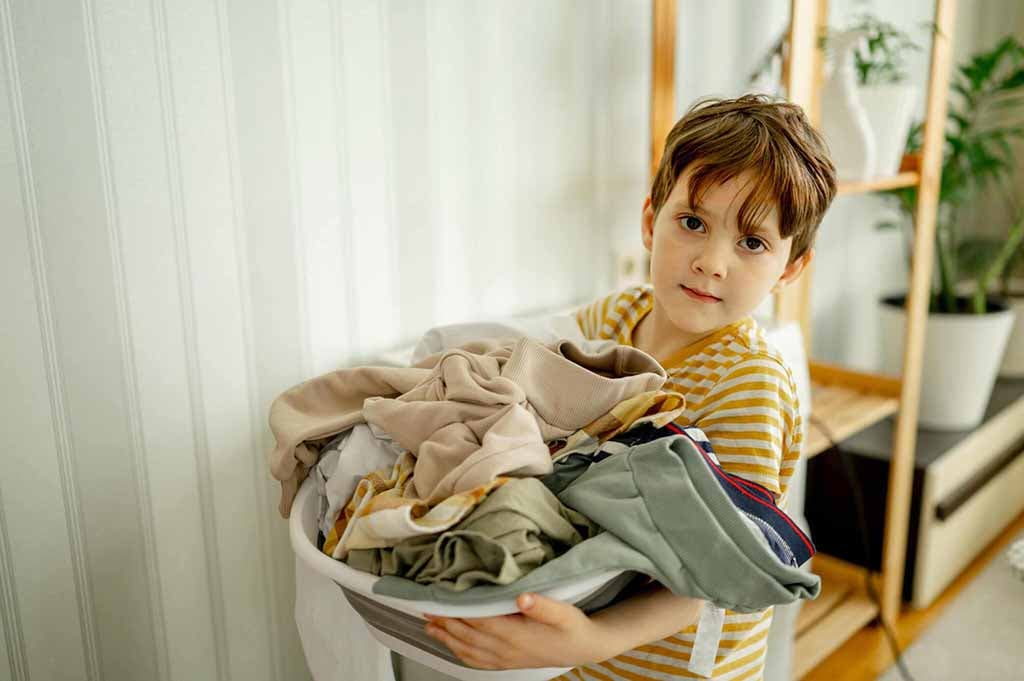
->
xmin=423 ymin=592 xmax=616 ymax=670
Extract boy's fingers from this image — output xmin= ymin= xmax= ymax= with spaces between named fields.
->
xmin=433 ymin=618 xmax=507 ymax=656
xmin=516 ymin=592 xmax=572 ymax=627
xmin=426 ymin=624 xmax=501 ymax=669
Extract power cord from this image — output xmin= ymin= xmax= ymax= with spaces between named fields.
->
xmin=808 ymin=415 xmax=918 ymax=681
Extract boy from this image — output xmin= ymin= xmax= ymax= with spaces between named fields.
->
xmin=423 ymin=94 xmax=837 ymax=681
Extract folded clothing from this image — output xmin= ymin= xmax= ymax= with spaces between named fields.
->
xmin=345 ymin=477 xmax=600 ymax=591
xmin=369 ymin=425 xmax=820 ymax=613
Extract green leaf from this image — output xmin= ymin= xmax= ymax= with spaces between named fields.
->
xmin=958 ymin=238 xmax=1004 ymax=278
xmin=996 ymin=67 xmax=1024 ymax=91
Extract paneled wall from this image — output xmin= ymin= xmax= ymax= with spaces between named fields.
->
xmin=0 ymin=2 xmax=649 ymax=680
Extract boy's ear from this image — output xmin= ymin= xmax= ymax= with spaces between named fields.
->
xmin=641 ymin=196 xmax=655 ymax=252
xmin=775 ymin=248 xmax=814 ymax=291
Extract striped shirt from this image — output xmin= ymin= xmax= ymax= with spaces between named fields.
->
xmin=561 ymin=284 xmax=803 ymax=681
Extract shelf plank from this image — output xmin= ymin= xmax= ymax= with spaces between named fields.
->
xmin=808 ymin=361 xmax=902 ymax=397
xmin=804 ymin=363 xmax=901 ymax=459
xmin=837 ymin=171 xmax=920 ymax=196
xmin=794 ymin=554 xmax=881 ymax=679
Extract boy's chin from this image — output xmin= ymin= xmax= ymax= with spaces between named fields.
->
xmin=663 ymin=307 xmax=724 ymax=337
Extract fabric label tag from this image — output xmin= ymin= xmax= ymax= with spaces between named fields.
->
xmin=688 ymin=603 xmax=725 ymax=678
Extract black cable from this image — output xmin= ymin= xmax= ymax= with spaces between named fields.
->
xmin=808 ymin=415 xmax=918 ymax=681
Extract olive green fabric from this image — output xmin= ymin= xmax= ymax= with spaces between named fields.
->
xmin=346 ymin=478 xmax=599 ymax=591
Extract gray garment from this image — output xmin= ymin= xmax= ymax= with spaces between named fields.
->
xmin=371 ymin=434 xmax=821 ymax=613
xmin=314 ymin=423 xmax=404 ymax=537
xmin=346 ymin=478 xmax=599 ymax=591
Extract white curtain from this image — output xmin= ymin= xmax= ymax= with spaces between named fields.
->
xmin=0 ymin=1 xmax=649 ymax=680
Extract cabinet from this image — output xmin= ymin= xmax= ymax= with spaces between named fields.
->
xmin=648 ymin=0 xmax=958 ymax=677
xmin=804 ymin=380 xmax=1024 ymax=609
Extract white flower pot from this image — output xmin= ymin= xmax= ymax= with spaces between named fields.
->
xmin=860 ymin=83 xmax=918 ymax=177
xmin=999 ymin=294 xmax=1024 ymax=378
xmin=879 ymin=296 xmax=1016 ymax=430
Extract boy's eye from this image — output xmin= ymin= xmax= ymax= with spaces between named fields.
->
xmin=740 ymin=236 xmax=767 ymax=252
xmin=681 ymin=216 xmax=705 ymax=232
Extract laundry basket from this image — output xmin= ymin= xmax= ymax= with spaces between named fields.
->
xmin=290 ymin=477 xmax=629 ymax=681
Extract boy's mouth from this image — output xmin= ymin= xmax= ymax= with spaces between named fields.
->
xmin=680 ymin=285 xmax=722 ymax=303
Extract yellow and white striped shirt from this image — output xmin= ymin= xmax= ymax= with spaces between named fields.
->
xmin=563 ymin=285 xmax=803 ymax=681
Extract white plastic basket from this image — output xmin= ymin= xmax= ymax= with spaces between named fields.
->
xmin=290 ymin=477 xmax=625 ymax=681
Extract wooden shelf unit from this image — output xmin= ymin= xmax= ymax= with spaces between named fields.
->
xmin=837 ymin=171 xmax=920 ymax=196
xmin=805 ymin=362 xmax=901 ymax=459
xmin=793 ymin=554 xmax=880 ymax=679
xmin=647 ymin=0 xmax=958 ymax=678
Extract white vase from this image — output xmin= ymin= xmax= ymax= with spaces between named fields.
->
xmin=879 ymin=297 xmax=1016 ymax=430
xmin=999 ymin=291 xmax=1024 ymax=377
xmin=820 ymin=31 xmax=876 ymax=182
xmin=860 ymin=83 xmax=918 ymax=177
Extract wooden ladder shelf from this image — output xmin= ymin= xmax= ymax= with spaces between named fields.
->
xmin=649 ymin=0 xmax=959 ymax=677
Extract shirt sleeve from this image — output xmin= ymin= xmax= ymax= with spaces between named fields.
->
xmin=574 ymin=292 xmax=615 ymax=340
xmin=691 ymin=353 xmax=803 ymax=501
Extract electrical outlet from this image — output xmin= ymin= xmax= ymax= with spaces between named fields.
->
xmin=614 ymin=250 xmax=650 ymax=289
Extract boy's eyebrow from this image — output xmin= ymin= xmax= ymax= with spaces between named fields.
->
xmin=676 ymin=200 xmax=776 ymax=237
xmin=676 ymin=200 xmax=710 ymax=216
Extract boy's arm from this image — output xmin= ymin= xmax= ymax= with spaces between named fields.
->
xmin=424 ymin=584 xmax=703 ymax=670
xmin=591 ymin=580 xmax=704 ymax=651
xmin=695 ymin=353 xmax=801 ymax=500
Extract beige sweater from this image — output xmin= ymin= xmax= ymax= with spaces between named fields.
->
xmin=269 ymin=338 xmax=665 ymax=516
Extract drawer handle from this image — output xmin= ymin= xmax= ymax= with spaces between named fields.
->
xmin=935 ymin=445 xmax=1024 ymax=522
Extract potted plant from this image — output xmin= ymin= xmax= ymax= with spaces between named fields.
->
xmin=959 ymin=216 xmax=1024 ymax=378
xmin=879 ymin=35 xmax=1024 ymax=430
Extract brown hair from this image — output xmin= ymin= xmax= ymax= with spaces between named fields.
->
xmin=650 ymin=94 xmax=837 ymax=262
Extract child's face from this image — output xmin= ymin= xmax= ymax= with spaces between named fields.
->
xmin=641 ymin=166 xmax=809 ymax=340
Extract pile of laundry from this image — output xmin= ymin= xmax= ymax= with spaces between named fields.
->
xmin=268 ymin=332 xmax=820 ymax=614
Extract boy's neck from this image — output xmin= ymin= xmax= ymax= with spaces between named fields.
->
xmin=632 ymin=299 xmax=711 ymax=364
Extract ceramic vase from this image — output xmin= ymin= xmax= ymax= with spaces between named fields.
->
xmin=820 ymin=30 xmax=876 ymax=182
xmin=860 ymin=83 xmax=918 ymax=177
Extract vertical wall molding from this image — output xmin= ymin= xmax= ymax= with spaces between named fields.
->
xmin=78 ymin=2 xmax=170 ymax=679
xmin=372 ymin=21 xmax=399 ymax=676
xmin=0 ymin=489 xmax=28 ymax=681
xmin=326 ymin=0 xmax=360 ymax=357
xmin=276 ymin=0 xmax=314 ymax=379
xmin=0 ymin=2 xmax=102 ymax=679
xmin=377 ymin=1 xmax=402 ymax=344
xmin=0 ymin=10 xmax=28 ymax=681
xmin=148 ymin=2 xmax=230 ymax=680
xmin=211 ymin=0 xmax=284 ymax=678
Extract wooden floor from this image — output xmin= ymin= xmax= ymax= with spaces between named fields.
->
xmin=802 ymin=510 xmax=1024 ymax=681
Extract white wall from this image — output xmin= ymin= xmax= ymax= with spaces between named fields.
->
xmin=0 ymin=2 xmax=649 ymax=681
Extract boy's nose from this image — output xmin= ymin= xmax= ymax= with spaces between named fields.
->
xmin=692 ymin=248 xmax=727 ymax=279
